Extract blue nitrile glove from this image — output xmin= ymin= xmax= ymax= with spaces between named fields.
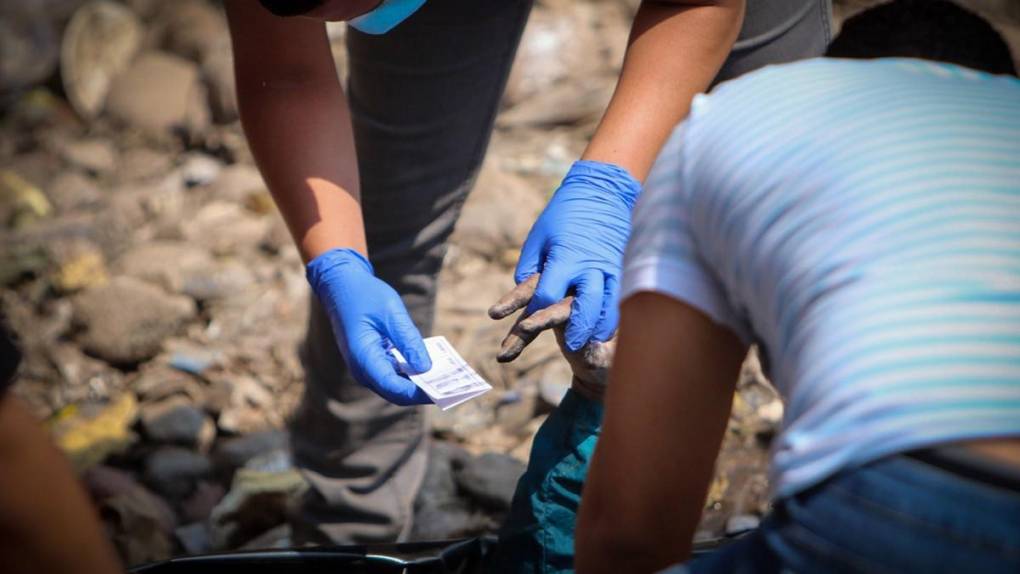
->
xmin=306 ymin=248 xmax=432 ymax=406
xmin=515 ymin=160 xmax=641 ymax=351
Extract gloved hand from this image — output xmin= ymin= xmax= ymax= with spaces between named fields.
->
xmin=511 ymin=160 xmax=640 ymax=351
xmin=306 ymin=248 xmax=432 ymax=406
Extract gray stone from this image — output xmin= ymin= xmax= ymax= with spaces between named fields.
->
xmin=83 ymin=465 xmax=176 ymax=535
xmin=72 ymin=276 xmax=196 ymax=365
xmin=449 ymin=161 xmax=544 ymax=258
xmin=175 ymin=522 xmax=213 ymax=555
xmin=140 ymin=396 xmax=216 ymax=451
xmin=144 ymin=446 xmax=213 ymax=499
xmin=209 ymin=164 xmax=265 ymax=203
xmin=115 ymin=240 xmax=215 ymax=294
xmin=454 ymin=452 xmax=525 ymax=513
xmin=46 ymin=171 xmax=103 ymax=213
xmin=57 ymin=138 xmax=118 ymax=174
xmin=105 ymin=51 xmax=210 ymax=138
xmin=179 ymin=152 xmax=222 ymax=188
xmin=213 ymin=430 xmax=289 ymax=478
xmin=60 ymin=0 xmax=143 ymax=119
xmin=202 ymin=49 xmax=237 ymax=123
xmin=157 ymin=0 xmax=229 ymax=62
xmin=181 ymin=480 xmax=225 ymax=523
xmin=120 ymin=147 xmax=173 ymax=182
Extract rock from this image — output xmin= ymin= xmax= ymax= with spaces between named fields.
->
xmin=0 ymin=244 xmax=49 ymax=287
xmin=725 ymin=514 xmax=761 ymax=535
xmin=183 ymin=201 xmax=270 ymax=257
xmin=209 ymin=164 xmax=266 ymax=204
xmin=51 ymin=393 xmax=138 ymax=471
xmin=454 ymin=452 xmax=525 ymax=513
xmin=210 ymin=376 xmax=280 ymax=434
xmin=168 ymin=347 xmax=223 ymax=376
xmin=240 ymin=524 xmax=292 ymax=550
xmin=105 ymin=51 xmax=210 ymax=138
xmin=120 ymin=148 xmax=174 ymax=182
xmin=538 ymin=360 xmax=572 ymax=408
xmin=449 ymin=161 xmax=544 ymax=257
xmin=412 ymin=442 xmax=495 ymax=539
xmin=57 ymin=138 xmax=118 ymax=175
xmin=0 ymin=4 xmax=59 ymax=94
xmin=133 ymin=365 xmax=206 ymax=404
xmin=497 ymin=77 xmax=615 ymax=128
xmin=181 ymin=481 xmax=226 ymax=523
xmin=202 ymin=49 xmax=237 ymax=123
xmin=431 ymin=396 xmax=494 ymax=440
xmin=175 ymin=522 xmax=213 ymax=555
xmin=209 ymin=457 xmax=307 ymax=549
xmin=61 ymin=0 xmax=143 ymax=119
xmin=144 ymin=446 xmax=213 ymax=499
xmin=83 ymin=465 xmax=176 ymax=535
xmin=157 ymin=0 xmax=230 ymax=62
xmin=180 ymin=260 xmax=254 ymax=302
xmin=503 ymin=5 xmax=603 ymax=107
xmin=411 ymin=504 xmax=493 ymax=541
xmin=140 ymin=396 xmax=216 ymax=451
xmin=49 ymin=239 xmax=109 ymax=293
xmin=115 ymin=240 xmax=215 ymax=295
xmin=213 ymin=430 xmax=289 ymax=478
xmin=46 ymin=171 xmax=103 ymax=213
xmin=179 ymin=152 xmax=222 ymax=187
xmin=72 ymin=276 xmax=196 ymax=365
xmin=46 ymin=342 xmax=119 ymax=395
xmin=1 ymin=169 xmax=52 ymax=228
xmin=101 ymin=491 xmax=174 ymax=565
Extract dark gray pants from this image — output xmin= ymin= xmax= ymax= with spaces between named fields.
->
xmin=290 ymin=0 xmax=831 ymax=545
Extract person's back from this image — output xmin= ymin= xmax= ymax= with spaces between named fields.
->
xmin=646 ymin=56 xmax=1020 ymax=496
xmin=576 ymin=2 xmax=1020 ymax=572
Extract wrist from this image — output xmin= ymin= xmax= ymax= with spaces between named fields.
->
xmin=305 ymin=248 xmax=374 ymax=292
xmin=562 ymin=160 xmax=643 ymax=210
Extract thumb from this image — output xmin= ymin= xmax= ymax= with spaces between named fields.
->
xmin=387 ymin=304 xmax=432 ymax=374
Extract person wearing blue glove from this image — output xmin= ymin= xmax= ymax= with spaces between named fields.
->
xmin=515 ymin=161 xmax=641 ymax=352
xmin=225 ymin=0 xmax=831 ymax=550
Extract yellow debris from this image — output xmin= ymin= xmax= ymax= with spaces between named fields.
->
xmin=52 ymin=393 xmax=139 ymax=472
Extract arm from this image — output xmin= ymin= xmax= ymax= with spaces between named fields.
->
xmin=224 ymin=2 xmax=432 ymax=404
xmin=496 ymin=1 xmax=745 ymax=356
xmin=224 ymin=0 xmax=365 ymax=261
xmin=585 ymin=0 xmax=745 ymax=180
xmin=576 ymin=293 xmax=747 ymax=573
xmin=0 ymin=395 xmax=121 ymax=574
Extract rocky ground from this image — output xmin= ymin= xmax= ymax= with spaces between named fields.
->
xmin=1 ymin=0 xmax=1017 ymax=568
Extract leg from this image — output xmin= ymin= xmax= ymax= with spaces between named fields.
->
xmin=290 ymin=0 xmax=534 ymax=545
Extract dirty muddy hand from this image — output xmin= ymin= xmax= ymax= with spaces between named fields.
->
xmin=511 ymin=159 xmax=641 ymax=351
xmin=489 ymin=272 xmax=616 ymax=395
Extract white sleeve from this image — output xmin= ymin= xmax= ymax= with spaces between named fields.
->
xmin=621 ymin=122 xmax=748 ymax=341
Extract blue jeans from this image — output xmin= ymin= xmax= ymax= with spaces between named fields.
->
xmin=672 ymin=454 xmax=1020 ymax=574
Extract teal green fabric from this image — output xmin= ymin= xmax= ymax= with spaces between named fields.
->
xmin=495 ymin=389 xmax=604 ymax=573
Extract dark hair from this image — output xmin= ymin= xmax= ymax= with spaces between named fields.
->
xmin=826 ymin=0 xmax=1017 ymax=76
xmin=258 ymin=0 xmax=329 ymax=17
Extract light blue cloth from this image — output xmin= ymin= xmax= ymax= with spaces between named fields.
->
xmin=625 ymin=58 xmax=1020 ymax=498
xmin=349 ymin=0 xmax=427 ymax=34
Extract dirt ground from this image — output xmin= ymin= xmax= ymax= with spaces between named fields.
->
xmin=1 ymin=0 xmax=1016 ymax=566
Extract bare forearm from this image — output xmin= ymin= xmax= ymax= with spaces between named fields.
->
xmin=0 ymin=396 xmax=121 ymax=574
xmin=227 ymin=1 xmax=366 ymax=262
xmin=584 ymin=0 xmax=744 ymax=181
xmin=576 ymin=294 xmax=745 ymax=573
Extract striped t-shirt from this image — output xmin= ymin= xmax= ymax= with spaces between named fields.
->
xmin=622 ymin=58 xmax=1020 ymax=498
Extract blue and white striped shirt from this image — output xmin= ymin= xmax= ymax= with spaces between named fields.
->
xmin=622 ymin=58 xmax=1020 ymax=498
